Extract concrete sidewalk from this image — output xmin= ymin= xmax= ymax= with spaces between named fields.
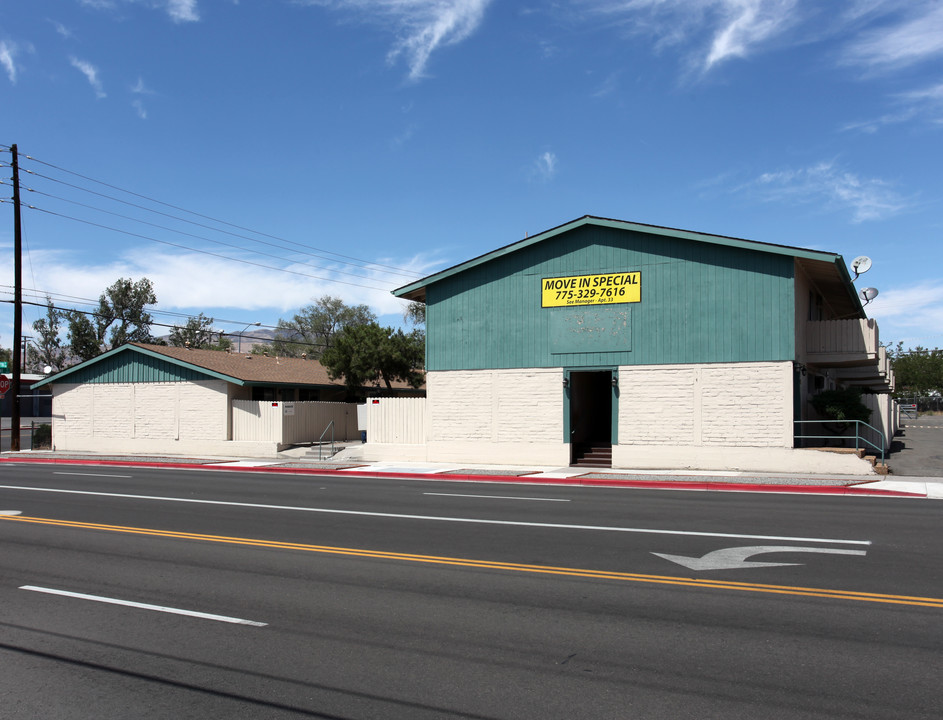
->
xmin=3 ymin=448 xmax=941 ymax=499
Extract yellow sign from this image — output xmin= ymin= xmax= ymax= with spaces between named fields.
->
xmin=541 ymin=271 xmax=641 ymax=307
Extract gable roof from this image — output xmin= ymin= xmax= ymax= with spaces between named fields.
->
xmin=32 ymin=343 xmax=422 ymax=391
xmin=393 ymin=215 xmax=865 ymax=317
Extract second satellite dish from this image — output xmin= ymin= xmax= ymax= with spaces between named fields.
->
xmin=859 ymin=287 xmax=879 ymax=305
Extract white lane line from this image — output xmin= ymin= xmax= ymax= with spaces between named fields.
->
xmin=54 ymin=472 xmax=133 ymax=479
xmin=19 ymin=586 xmax=266 ymax=626
xmin=0 ymin=510 xmax=22 ymax=516
xmin=424 ymin=492 xmax=570 ymax=502
xmin=0 ymin=485 xmax=871 ymax=545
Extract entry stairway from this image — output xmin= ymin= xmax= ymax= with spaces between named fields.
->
xmin=571 ymin=442 xmax=612 ymax=468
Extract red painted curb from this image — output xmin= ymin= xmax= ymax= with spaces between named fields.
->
xmin=0 ymin=456 xmax=925 ymax=497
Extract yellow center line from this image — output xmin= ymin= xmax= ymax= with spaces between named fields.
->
xmin=4 ymin=514 xmax=942 ymax=609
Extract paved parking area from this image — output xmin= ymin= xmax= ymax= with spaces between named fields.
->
xmin=888 ymin=414 xmax=943 ymax=477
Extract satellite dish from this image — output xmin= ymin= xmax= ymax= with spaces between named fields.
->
xmin=859 ymin=287 xmax=879 ymax=306
xmin=851 ymin=256 xmax=872 ymax=279
xmin=43 ymin=365 xmax=52 ymax=375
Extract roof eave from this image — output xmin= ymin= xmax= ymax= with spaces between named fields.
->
xmin=31 ymin=343 xmax=246 ymax=389
xmin=392 ymin=215 xmax=848 ymax=299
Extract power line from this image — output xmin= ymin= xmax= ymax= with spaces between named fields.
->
xmin=19 ymin=170 xmax=421 ymax=282
xmin=25 ymin=204 xmax=395 ymax=292
xmin=0 ymin=285 xmax=281 ymax=329
xmin=2 ymin=298 xmax=328 ymax=350
xmin=22 ymin=186 xmax=412 ymax=285
xmin=17 ymin=151 xmax=423 ymax=279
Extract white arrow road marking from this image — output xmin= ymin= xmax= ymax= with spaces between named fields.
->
xmin=653 ymin=545 xmax=868 ymax=571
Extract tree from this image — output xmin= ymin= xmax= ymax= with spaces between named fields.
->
xmin=97 ymin=277 xmax=158 ymax=347
xmin=321 ymin=322 xmax=424 ymax=395
xmin=169 ymin=313 xmax=232 ymax=351
xmin=65 ymin=277 xmax=158 ymax=362
xmin=64 ymin=309 xmax=101 ymax=363
xmin=268 ymin=295 xmax=376 ymax=358
xmin=0 ymin=341 xmax=10 ymax=367
xmin=404 ymin=301 xmax=426 ymax=327
xmin=28 ymin=297 xmax=67 ymax=372
xmin=887 ymin=342 xmax=943 ymax=397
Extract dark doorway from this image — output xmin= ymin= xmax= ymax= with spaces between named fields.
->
xmin=569 ymin=370 xmax=613 ymax=467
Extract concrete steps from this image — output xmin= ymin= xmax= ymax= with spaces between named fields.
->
xmin=814 ymin=446 xmax=889 ymax=474
xmin=572 ymin=443 xmax=612 ymax=468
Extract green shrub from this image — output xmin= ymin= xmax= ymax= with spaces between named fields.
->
xmin=811 ymin=389 xmax=872 ymax=423
xmin=32 ymin=423 xmax=52 ymax=449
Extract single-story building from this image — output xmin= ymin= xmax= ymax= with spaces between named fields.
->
xmin=373 ymin=215 xmax=894 ymax=474
xmin=31 ymin=342 xmax=423 ymax=457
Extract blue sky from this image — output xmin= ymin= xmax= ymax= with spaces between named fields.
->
xmin=1 ymin=0 xmax=942 ymax=349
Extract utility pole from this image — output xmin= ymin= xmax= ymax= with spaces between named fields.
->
xmin=10 ymin=144 xmax=22 ymax=451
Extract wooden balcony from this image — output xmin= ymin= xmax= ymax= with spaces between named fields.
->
xmin=805 ymin=318 xmax=879 ymax=367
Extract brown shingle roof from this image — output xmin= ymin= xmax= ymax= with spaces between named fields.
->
xmin=131 ymin=343 xmax=421 ymax=390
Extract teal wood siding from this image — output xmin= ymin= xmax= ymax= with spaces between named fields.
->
xmin=426 ymin=225 xmax=795 ymax=371
xmin=64 ymin=352 xmax=213 ymax=384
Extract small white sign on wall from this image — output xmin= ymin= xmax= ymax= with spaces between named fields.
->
xmin=284 ymin=402 xmax=295 ymax=416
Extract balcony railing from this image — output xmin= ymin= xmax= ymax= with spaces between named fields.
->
xmin=805 ymin=318 xmax=879 ymax=365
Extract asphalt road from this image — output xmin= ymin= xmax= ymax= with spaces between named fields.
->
xmin=1 ymin=465 xmax=941 ymax=719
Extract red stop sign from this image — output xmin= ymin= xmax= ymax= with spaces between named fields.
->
xmin=0 ymin=374 xmax=9 ymax=395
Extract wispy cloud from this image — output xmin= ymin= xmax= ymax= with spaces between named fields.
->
xmin=0 ymin=41 xmax=17 ymax=84
xmin=70 ymin=56 xmax=106 ymax=98
xmin=52 ymin=21 xmax=74 ymax=38
xmin=4 ymin=246 xmax=438 ymax=323
xmin=167 ymin=0 xmax=200 ymax=23
xmin=703 ymin=0 xmax=801 ymax=70
xmin=867 ymin=281 xmax=943 ymax=347
xmin=130 ymin=77 xmax=154 ymax=118
xmin=532 ymin=151 xmax=558 ymax=182
xmin=390 ymin=124 xmax=416 ymax=149
xmin=841 ymin=1 xmax=943 ymax=72
xmin=592 ymin=71 xmax=620 ymax=98
xmin=302 ymin=0 xmax=493 ymax=81
xmin=738 ymin=161 xmax=911 ymax=222
xmin=79 ymin=0 xmax=117 ymax=9
xmin=79 ymin=0 xmax=200 ymax=23
xmin=841 ymin=80 xmax=943 ymax=133
xmin=584 ymin=0 xmax=802 ymax=74
xmin=131 ymin=76 xmax=153 ymax=94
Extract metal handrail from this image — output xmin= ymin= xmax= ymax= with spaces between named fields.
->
xmin=793 ymin=419 xmax=887 ymax=463
xmin=318 ymin=420 xmax=335 ymax=460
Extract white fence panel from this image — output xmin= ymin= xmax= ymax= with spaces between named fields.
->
xmin=282 ymin=402 xmax=360 ymax=444
xmin=233 ymin=400 xmax=282 ymax=441
xmin=233 ymin=400 xmax=361 ymax=443
xmin=367 ymin=398 xmax=427 ymax=444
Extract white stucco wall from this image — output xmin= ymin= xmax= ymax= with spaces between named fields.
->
xmin=49 ymin=380 xmax=280 ymax=456
xmin=363 ymin=361 xmax=875 ymax=474
xmin=613 ymin=361 xmax=807 ymax=471
xmin=361 ymin=368 xmax=570 ymax=465
xmin=617 ymin=361 xmax=793 ymax=449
